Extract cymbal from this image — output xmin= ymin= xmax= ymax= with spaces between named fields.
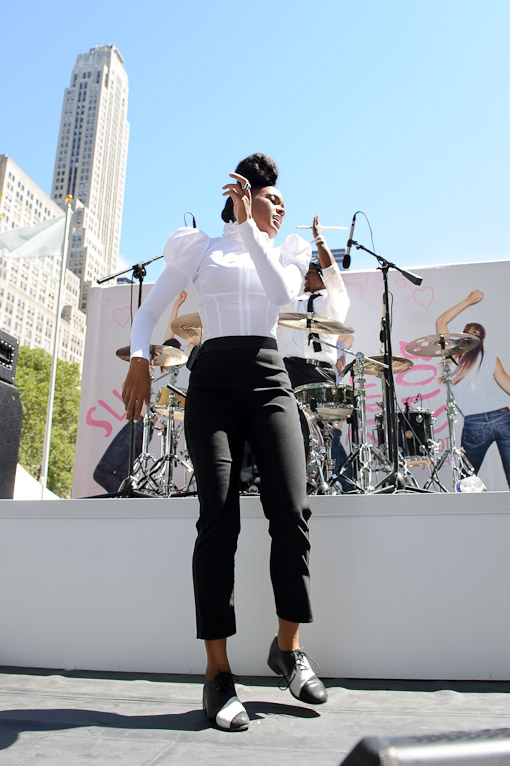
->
xmin=116 ymin=344 xmax=188 ymax=366
xmin=405 ymin=332 xmax=480 ymax=358
xmin=170 ymin=313 xmax=202 ymax=342
xmin=278 ymin=312 xmax=354 ymax=335
xmin=363 ymin=355 xmax=414 ymax=376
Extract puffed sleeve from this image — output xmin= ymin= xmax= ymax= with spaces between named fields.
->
xmin=280 ymin=234 xmax=311 ymax=286
xmin=238 ymin=220 xmax=311 ymax=305
xmin=130 ymin=228 xmax=209 ymax=360
xmin=163 ymin=227 xmax=210 ymax=279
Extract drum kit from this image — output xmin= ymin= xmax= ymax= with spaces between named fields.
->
xmin=115 ymin=311 xmax=480 ymax=497
xmin=116 ymin=342 xmax=195 ymax=496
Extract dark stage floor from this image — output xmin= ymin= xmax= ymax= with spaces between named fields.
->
xmin=0 ymin=667 xmax=509 ymax=765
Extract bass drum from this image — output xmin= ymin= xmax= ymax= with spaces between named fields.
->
xmin=240 ymin=405 xmax=324 ymax=495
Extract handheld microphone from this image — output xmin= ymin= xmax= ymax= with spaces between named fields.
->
xmin=343 ymin=213 xmax=357 ymax=269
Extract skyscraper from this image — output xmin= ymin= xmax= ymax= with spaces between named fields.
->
xmin=0 ymin=155 xmax=86 ymax=367
xmin=51 ymin=45 xmax=129 ymax=311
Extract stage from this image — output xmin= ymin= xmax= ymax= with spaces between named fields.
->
xmin=0 ymin=668 xmax=509 ymax=765
xmin=1 ymin=491 xmax=509 ymax=680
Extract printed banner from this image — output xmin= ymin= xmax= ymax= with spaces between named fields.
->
xmin=72 ymin=260 xmax=510 ymax=497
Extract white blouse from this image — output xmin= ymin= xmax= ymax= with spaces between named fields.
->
xmin=130 ymin=220 xmax=311 ymax=360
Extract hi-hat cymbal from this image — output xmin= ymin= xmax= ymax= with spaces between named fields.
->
xmin=170 ymin=313 xmax=202 ymax=342
xmin=116 ymin=344 xmax=188 ymax=366
xmin=363 ymin=355 xmax=414 ymax=376
xmin=405 ymin=332 xmax=480 ymax=358
xmin=278 ymin=312 xmax=354 ymax=335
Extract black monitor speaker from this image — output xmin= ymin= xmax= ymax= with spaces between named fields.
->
xmin=340 ymin=729 xmax=510 ymax=765
xmin=0 ymin=379 xmax=23 ymax=498
xmin=0 ymin=329 xmax=19 ymax=384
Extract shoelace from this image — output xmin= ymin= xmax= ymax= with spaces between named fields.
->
xmin=214 ymin=671 xmax=239 ymax=695
xmin=278 ymin=650 xmax=321 ymax=692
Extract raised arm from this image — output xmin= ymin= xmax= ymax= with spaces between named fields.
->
xmin=222 ymin=172 xmax=309 ymax=304
xmin=238 ymin=220 xmax=308 ymax=303
xmin=312 ymin=214 xmax=336 ymax=270
xmin=436 ymin=290 xmax=484 ymax=334
xmin=163 ymin=290 xmax=188 ymax=343
xmin=313 ymin=214 xmax=350 ymax=322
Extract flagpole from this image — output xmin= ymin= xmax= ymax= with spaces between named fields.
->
xmin=39 ymin=196 xmax=74 ymax=498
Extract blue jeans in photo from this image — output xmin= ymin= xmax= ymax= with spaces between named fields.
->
xmin=331 ymin=425 xmax=353 ymax=493
xmin=461 ymin=407 xmax=510 ymax=489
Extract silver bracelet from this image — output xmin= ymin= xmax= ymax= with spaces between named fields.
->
xmin=313 ymin=235 xmax=324 ymax=246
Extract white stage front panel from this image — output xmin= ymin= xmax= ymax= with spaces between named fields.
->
xmin=1 ymin=492 xmax=509 ymax=679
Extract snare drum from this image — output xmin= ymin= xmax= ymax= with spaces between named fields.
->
xmin=294 ymin=382 xmax=355 ymax=420
xmin=154 ymin=386 xmax=187 ymax=422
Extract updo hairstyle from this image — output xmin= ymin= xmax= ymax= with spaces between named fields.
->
xmin=221 ymin=153 xmax=278 ymax=223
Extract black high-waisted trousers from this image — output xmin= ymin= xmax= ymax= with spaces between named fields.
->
xmin=184 ymin=336 xmax=313 ymax=640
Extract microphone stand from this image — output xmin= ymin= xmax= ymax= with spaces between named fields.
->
xmin=97 ymin=254 xmax=164 ymax=498
xmin=348 ymin=240 xmax=431 ymax=493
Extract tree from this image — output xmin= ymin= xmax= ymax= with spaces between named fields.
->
xmin=15 ymin=347 xmax=81 ymax=497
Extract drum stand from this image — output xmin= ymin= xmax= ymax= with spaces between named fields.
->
xmin=99 ymin=254 xmax=165 ymax=498
xmin=331 ymin=352 xmax=393 ymax=493
xmin=423 ymin=356 xmax=475 ymax=491
xmin=344 ymin=239 xmax=435 ymax=493
xmin=132 ymin=381 xmax=195 ymax=497
xmin=312 ymin=422 xmax=339 ymax=495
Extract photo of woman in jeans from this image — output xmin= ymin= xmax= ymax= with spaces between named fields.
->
xmin=436 ymin=290 xmax=510 ymax=488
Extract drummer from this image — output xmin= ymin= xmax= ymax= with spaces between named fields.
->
xmin=283 ymin=215 xmax=350 ymax=388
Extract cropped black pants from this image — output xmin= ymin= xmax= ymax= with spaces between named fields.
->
xmin=184 ymin=336 xmax=313 ymax=640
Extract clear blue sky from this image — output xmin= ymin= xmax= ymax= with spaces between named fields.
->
xmin=2 ymin=0 xmax=508 ymax=282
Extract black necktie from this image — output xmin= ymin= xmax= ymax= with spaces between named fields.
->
xmin=307 ymin=293 xmax=322 ymax=353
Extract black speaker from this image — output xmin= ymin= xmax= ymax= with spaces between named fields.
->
xmin=0 ymin=329 xmax=19 ymax=384
xmin=341 ymin=729 xmax=510 ymax=765
xmin=0 ymin=379 xmax=23 ymax=499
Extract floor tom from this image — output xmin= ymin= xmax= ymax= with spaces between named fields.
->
xmin=375 ymin=408 xmax=435 ymax=465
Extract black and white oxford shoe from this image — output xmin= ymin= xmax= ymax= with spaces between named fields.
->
xmin=202 ymin=671 xmax=250 ymax=731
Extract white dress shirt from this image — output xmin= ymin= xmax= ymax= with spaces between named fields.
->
xmin=130 ymin=221 xmax=311 ymax=361
xmin=284 ymin=261 xmax=351 ymax=365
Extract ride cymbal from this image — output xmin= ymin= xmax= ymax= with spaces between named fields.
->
xmin=170 ymin=313 xmax=202 ymax=342
xmin=116 ymin=344 xmax=188 ymax=366
xmin=363 ymin=355 xmax=413 ymax=376
xmin=405 ymin=332 xmax=480 ymax=357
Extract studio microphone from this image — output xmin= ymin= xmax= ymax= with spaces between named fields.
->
xmin=343 ymin=213 xmax=357 ymax=269
xmin=337 ymin=357 xmax=356 ymax=381
xmin=184 ymin=211 xmax=197 ymax=228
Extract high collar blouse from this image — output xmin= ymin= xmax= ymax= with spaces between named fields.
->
xmin=130 ymin=220 xmax=311 ymax=360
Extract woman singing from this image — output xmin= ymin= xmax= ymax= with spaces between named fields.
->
xmin=436 ymin=289 xmax=510 ymax=488
xmin=122 ymin=154 xmax=327 ymax=731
